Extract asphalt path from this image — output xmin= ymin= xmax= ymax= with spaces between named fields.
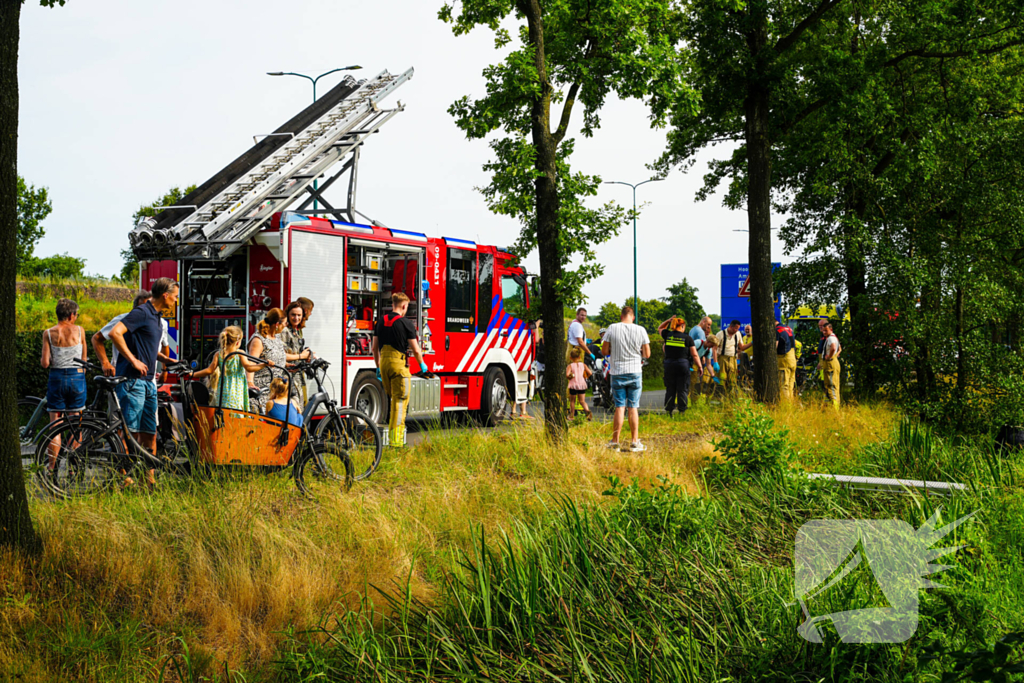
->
xmin=404 ymin=389 xmax=667 ymax=445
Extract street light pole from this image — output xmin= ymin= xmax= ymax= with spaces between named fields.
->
xmin=267 ymin=65 xmax=362 ymax=213
xmin=604 ymin=178 xmax=663 ymax=321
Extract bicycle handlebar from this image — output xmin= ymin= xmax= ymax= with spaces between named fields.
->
xmin=72 ymin=357 xmax=104 ymax=373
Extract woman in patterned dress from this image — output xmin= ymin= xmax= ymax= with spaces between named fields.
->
xmin=192 ymin=326 xmax=271 ymax=411
xmin=280 ymin=301 xmax=313 ymax=403
xmin=248 ymin=308 xmax=311 ymax=413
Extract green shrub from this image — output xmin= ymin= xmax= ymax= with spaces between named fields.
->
xmin=643 ymin=333 xmax=664 ymax=381
xmin=710 ymin=407 xmax=799 ymax=477
xmin=602 ymin=474 xmax=699 ymax=546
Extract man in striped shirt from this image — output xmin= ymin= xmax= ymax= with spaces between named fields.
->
xmin=601 ymin=305 xmax=651 ymax=453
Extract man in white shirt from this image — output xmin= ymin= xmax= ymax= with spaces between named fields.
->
xmin=565 ymin=307 xmax=590 ymax=362
xmin=714 ymin=319 xmax=742 ymax=396
xmin=601 ymin=305 xmax=651 ymax=453
xmin=818 ymin=320 xmax=842 ymax=409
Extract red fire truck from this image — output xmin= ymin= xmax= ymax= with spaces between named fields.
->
xmin=132 ymin=68 xmax=534 ymax=427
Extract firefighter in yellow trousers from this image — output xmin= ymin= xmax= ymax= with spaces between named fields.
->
xmin=373 ymin=292 xmax=435 ymax=447
xmin=819 ymin=320 xmax=842 ymax=408
xmin=775 ymin=319 xmax=797 ymax=399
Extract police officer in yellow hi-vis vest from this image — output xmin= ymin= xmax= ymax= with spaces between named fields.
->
xmin=372 ymin=292 xmax=435 ymax=447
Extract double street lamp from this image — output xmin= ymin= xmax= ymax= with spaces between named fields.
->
xmin=267 ymin=66 xmax=363 ymax=212
xmin=604 ymin=178 xmax=663 ymax=320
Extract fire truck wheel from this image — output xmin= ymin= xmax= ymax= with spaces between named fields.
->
xmin=350 ymin=372 xmax=389 ymax=426
xmin=480 ymin=366 xmax=511 ymax=427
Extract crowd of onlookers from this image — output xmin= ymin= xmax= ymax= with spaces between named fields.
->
xmin=39 ymin=285 xmax=319 ymax=484
xmin=559 ymin=307 xmax=843 ymax=452
xmin=40 ymin=286 xmax=844 ymax=464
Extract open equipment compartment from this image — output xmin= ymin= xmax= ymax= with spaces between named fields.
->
xmin=345 ymin=239 xmax=426 ymax=360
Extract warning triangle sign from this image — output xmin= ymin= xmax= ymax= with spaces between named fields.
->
xmin=738 ymin=275 xmax=751 ymax=297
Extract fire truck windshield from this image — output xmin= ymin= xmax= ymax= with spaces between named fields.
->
xmin=501 ymin=275 xmax=528 ymax=318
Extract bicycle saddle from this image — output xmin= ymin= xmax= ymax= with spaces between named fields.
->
xmin=94 ymin=375 xmax=129 ymax=389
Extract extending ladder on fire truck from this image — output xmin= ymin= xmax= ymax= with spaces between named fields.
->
xmin=131 ymin=68 xmax=413 ymax=261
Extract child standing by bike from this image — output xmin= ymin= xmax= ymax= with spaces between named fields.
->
xmin=566 ymin=346 xmax=593 ymax=420
xmin=193 ymin=326 xmax=272 ymax=411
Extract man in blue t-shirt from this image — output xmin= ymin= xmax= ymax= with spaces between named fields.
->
xmin=108 ymin=277 xmax=179 ymax=483
xmin=689 ymin=316 xmax=713 ymax=401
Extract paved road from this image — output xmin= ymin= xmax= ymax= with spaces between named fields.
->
xmin=403 ymin=389 xmax=668 ymax=445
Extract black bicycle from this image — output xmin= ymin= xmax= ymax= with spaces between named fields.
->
xmin=32 ymin=357 xmax=366 ymax=498
xmin=300 ymin=357 xmax=384 ymax=481
xmin=19 ymin=382 xmax=110 ymax=458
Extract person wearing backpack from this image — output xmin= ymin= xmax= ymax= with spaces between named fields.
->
xmin=818 ymin=320 xmax=842 ymax=408
xmin=775 ymin=319 xmax=797 ymax=399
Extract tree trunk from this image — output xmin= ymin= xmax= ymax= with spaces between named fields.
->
xmin=744 ymin=17 xmax=780 ymax=404
xmin=523 ymin=0 xmax=568 ymax=440
xmin=843 ymin=226 xmax=872 ymax=395
xmin=0 ymin=0 xmax=40 ymax=553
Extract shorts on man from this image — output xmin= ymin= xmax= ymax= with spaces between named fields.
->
xmin=118 ymin=379 xmax=158 ymax=435
xmin=611 ymin=373 xmax=642 ymax=408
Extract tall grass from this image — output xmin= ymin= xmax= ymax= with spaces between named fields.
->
xmin=275 ymin=471 xmax=1015 ymax=682
xmin=17 ymin=293 xmax=130 ymax=332
xmin=5 ymin=400 xmax=1023 ymax=681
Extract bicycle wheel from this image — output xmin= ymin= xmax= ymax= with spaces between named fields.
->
xmin=34 ymin=418 xmax=127 ymax=498
xmin=18 ymin=398 xmax=47 ymax=457
xmin=316 ymin=409 xmax=383 ymax=481
xmin=293 ymin=439 xmax=354 ymax=497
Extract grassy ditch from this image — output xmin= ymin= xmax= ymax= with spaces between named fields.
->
xmin=4 ymin=401 xmax=1023 ymax=681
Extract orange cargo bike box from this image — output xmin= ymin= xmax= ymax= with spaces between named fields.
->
xmin=191 ymin=352 xmax=304 ymax=467
xmin=192 ymin=406 xmax=301 ymax=466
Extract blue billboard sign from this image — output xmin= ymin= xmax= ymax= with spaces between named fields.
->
xmin=721 ymin=263 xmax=781 ymax=327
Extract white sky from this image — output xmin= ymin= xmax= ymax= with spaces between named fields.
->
xmin=19 ymin=0 xmax=789 ymax=314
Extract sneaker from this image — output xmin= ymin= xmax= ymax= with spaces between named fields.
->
xmin=606 ymin=441 xmax=620 ymax=450
xmin=627 ymin=441 xmax=647 ymax=453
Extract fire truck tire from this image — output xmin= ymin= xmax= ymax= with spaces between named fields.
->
xmin=479 ymin=366 xmax=511 ymax=428
xmin=350 ymin=372 xmax=389 ymax=426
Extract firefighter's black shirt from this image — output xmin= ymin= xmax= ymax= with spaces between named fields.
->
xmin=374 ymin=313 xmax=417 ymax=355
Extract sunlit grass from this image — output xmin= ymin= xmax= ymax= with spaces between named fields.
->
xmin=10 ymin=399 xmax=1018 ymax=682
xmin=17 ymin=293 xmax=131 ymax=332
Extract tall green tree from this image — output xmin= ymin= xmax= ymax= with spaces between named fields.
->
xmin=16 ymin=175 xmax=50 ymax=271
xmin=631 ymin=297 xmax=668 ymax=333
xmin=659 ymin=0 xmax=1023 ymax=402
xmin=768 ymin=0 xmax=1024 ymax=397
xmin=594 ymin=301 xmax=621 ymax=329
xmin=120 ymin=184 xmax=196 ymax=282
xmin=655 ymin=0 xmax=863 ymax=404
xmin=662 ymin=278 xmax=705 ymax=329
xmin=1 ymin=0 xmax=65 ymax=554
xmin=441 ymin=0 xmax=681 ymax=439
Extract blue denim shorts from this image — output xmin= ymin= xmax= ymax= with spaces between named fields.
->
xmin=117 ymin=378 xmax=158 ymax=435
xmin=610 ymin=372 xmax=643 ymax=409
xmin=46 ymin=368 xmax=87 ymax=412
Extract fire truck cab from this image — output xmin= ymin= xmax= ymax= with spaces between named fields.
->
xmin=143 ymin=212 xmax=534 ymax=427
